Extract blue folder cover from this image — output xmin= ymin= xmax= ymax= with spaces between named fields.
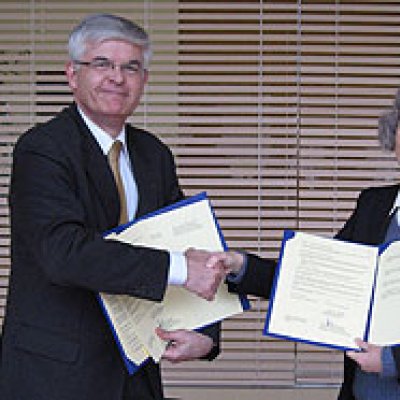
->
xmin=98 ymin=192 xmax=249 ymax=374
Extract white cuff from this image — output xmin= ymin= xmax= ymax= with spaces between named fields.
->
xmin=168 ymin=251 xmax=188 ymax=285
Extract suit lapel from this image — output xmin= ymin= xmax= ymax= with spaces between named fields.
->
xmin=85 ymin=134 xmax=121 ymax=226
xmin=66 ymin=104 xmax=120 ymax=226
xmin=374 ymin=184 xmax=399 ymax=243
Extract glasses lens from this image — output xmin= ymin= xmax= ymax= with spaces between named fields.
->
xmin=91 ymin=58 xmax=113 ymax=70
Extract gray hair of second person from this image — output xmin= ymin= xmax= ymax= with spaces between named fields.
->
xmin=378 ymin=88 xmax=400 ymax=151
xmin=68 ymin=13 xmax=152 ymax=70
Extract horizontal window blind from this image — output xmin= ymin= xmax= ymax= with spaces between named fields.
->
xmin=1 ymin=0 xmax=399 ymax=392
xmin=162 ymin=0 xmax=400 ymax=389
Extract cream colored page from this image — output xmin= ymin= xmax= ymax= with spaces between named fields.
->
xmin=132 ymin=283 xmax=241 ymax=362
xmin=116 ymin=199 xmax=223 ymax=252
xmin=99 ymin=293 xmax=149 ymax=364
xmin=369 ymin=241 xmax=400 ymax=345
xmin=267 ymin=232 xmax=377 ymax=349
xmin=103 ymin=198 xmax=243 ymax=361
xmin=100 ymin=292 xmax=166 ymax=361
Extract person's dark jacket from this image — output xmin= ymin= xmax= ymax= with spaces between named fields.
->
xmin=335 ymin=184 xmax=400 ymax=399
xmin=227 ymin=184 xmax=400 ymax=399
xmin=1 ymin=103 xmax=219 ymax=400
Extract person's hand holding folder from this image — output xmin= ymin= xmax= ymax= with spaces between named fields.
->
xmin=347 ymin=338 xmax=383 ymax=374
xmin=156 ymin=327 xmax=215 ymax=363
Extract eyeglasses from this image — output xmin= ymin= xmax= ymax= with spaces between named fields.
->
xmin=73 ymin=57 xmax=144 ymax=76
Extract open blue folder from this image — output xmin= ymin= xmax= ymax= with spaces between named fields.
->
xmin=264 ymin=230 xmax=400 ymax=352
xmin=98 ymin=192 xmax=250 ymax=374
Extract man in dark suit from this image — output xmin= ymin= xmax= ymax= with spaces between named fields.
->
xmin=205 ymin=184 xmax=400 ymax=399
xmin=335 ymin=184 xmax=400 ymax=399
xmin=204 ymin=99 xmax=400 ymax=399
xmin=333 ymin=100 xmax=400 ymax=399
xmin=0 ymin=14 xmax=224 ymax=400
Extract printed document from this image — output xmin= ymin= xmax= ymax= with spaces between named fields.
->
xmin=100 ymin=195 xmax=245 ymax=366
xmin=264 ymin=231 xmax=400 ymax=350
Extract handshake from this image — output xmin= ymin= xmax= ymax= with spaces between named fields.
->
xmin=183 ymin=248 xmax=245 ymax=301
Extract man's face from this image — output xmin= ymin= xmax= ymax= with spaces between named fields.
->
xmin=66 ymin=39 xmax=148 ymax=133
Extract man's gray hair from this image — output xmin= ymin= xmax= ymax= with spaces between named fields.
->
xmin=68 ymin=13 xmax=152 ymax=69
xmin=378 ymin=88 xmax=400 ymax=151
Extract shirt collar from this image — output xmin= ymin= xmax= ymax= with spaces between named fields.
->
xmin=389 ymin=190 xmax=400 ymax=216
xmin=77 ymin=107 xmax=127 ymax=156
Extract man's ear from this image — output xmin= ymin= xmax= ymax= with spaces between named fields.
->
xmin=143 ymin=69 xmax=149 ymax=85
xmin=65 ymin=61 xmax=77 ymax=90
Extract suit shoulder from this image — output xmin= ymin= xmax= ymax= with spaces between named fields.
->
xmin=14 ymin=107 xmax=80 ymax=153
xmin=353 ymin=184 xmax=399 ymax=216
xmin=358 ymin=184 xmax=398 ymax=201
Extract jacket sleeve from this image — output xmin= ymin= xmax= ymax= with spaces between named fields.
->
xmin=227 ymin=253 xmax=276 ymax=299
xmin=10 ymin=126 xmax=172 ymax=302
xmin=198 ymin=322 xmax=221 ymax=360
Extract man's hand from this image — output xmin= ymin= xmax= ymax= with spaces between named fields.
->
xmin=156 ymin=327 xmax=214 ymax=363
xmin=184 ymin=248 xmax=226 ymax=300
xmin=346 ymin=338 xmax=383 ymax=373
xmin=205 ymin=250 xmax=244 ymax=274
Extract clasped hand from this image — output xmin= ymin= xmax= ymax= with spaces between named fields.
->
xmin=161 ymin=248 xmax=244 ymax=364
xmin=183 ymin=248 xmax=244 ymax=301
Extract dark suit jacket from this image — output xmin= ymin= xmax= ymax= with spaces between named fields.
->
xmin=227 ymin=254 xmax=276 ymax=299
xmin=228 ymin=185 xmax=400 ymax=399
xmin=1 ymin=103 xmax=219 ymax=400
xmin=335 ymin=184 xmax=400 ymax=399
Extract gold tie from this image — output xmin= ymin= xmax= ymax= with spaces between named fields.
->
xmin=107 ymin=140 xmax=128 ymax=224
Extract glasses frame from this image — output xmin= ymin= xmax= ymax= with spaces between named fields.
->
xmin=73 ymin=56 xmax=144 ymax=76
